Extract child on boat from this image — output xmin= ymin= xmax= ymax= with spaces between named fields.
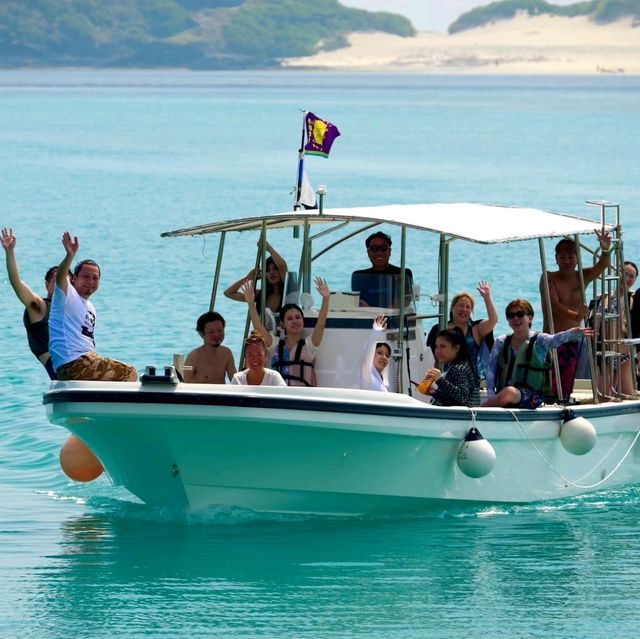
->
xmin=359 ymin=315 xmax=391 ymax=392
xmin=242 ymin=277 xmax=331 ymax=386
xmin=231 ymin=332 xmax=286 ymax=386
xmin=420 ymin=328 xmax=481 ymax=407
xmin=183 ymin=311 xmax=236 ymax=384
xmin=482 ymin=299 xmax=594 ymax=409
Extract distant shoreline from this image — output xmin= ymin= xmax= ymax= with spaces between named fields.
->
xmin=1 ymin=12 xmax=638 ymax=78
xmin=282 ymin=14 xmax=640 ymax=76
xmin=0 ymin=65 xmax=640 ymax=79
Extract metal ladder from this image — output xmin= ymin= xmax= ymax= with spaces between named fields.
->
xmin=587 ymin=200 xmax=638 ymax=400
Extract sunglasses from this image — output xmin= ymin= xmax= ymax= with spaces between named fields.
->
xmin=368 ymin=244 xmax=390 ymax=253
xmin=507 ymin=310 xmax=527 ymax=320
xmin=245 ymin=335 xmax=265 ymax=346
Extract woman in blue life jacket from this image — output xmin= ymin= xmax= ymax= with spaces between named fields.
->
xmin=482 ymin=299 xmax=593 ymax=409
xmin=421 ymin=328 xmax=481 ymax=407
xmin=426 ymin=281 xmax=498 ymax=380
xmin=242 ymin=277 xmax=331 ymax=387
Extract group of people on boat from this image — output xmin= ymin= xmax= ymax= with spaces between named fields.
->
xmin=414 ymin=228 xmax=622 ymax=408
xmin=3 ymin=224 xmax=636 ymax=406
xmin=180 ymin=272 xmax=331 ymax=388
xmin=183 ymin=230 xmax=409 ymax=388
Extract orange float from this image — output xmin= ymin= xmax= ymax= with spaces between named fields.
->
xmin=59 ymin=434 xmax=104 ymax=482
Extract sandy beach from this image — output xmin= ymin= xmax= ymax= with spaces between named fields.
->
xmin=282 ymin=14 xmax=640 ymax=74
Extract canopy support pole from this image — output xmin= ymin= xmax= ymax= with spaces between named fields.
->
xmin=209 ymin=231 xmax=226 ymax=311
xmin=539 ymin=238 xmax=565 ymax=402
xmin=398 ymin=225 xmax=407 ymax=395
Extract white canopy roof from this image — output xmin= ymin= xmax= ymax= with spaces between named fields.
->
xmin=163 ymin=203 xmax=612 ymax=244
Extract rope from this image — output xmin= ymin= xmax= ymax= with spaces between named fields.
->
xmin=507 ymin=409 xmax=640 ymax=489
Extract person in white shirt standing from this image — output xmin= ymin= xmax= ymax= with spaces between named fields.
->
xmin=49 ymin=231 xmax=137 ymax=381
xmin=359 ymin=315 xmax=391 ymax=392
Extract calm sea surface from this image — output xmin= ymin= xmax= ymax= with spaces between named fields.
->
xmin=1 ymin=71 xmax=640 ymax=638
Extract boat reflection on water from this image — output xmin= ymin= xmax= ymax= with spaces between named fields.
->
xmin=26 ymin=490 xmax=640 ymax=637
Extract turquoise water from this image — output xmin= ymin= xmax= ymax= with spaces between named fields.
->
xmin=1 ymin=71 xmax=640 ymax=637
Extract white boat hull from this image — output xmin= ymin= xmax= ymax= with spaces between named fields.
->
xmin=44 ymin=381 xmax=640 ymax=515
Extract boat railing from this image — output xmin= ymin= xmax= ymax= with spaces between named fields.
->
xmin=169 ymin=199 xmax=627 ymax=404
xmin=588 ymin=200 xmax=637 ymax=401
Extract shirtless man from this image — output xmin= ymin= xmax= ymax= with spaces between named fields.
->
xmin=184 ymin=311 xmax=236 ymax=384
xmin=2 ymin=227 xmax=58 ymax=378
xmin=540 ymin=229 xmax=611 ymax=395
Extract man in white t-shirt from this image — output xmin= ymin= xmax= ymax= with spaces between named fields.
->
xmin=49 ymin=231 xmax=137 ymax=381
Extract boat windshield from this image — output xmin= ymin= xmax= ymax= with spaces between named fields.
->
xmin=350 ymin=272 xmax=414 ymax=309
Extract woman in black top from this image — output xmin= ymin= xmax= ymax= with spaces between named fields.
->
xmin=421 ymin=328 xmax=480 ymax=407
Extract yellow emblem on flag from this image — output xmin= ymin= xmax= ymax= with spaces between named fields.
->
xmin=312 ymin=119 xmax=328 ymax=145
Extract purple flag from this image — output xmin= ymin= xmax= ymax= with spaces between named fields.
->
xmin=304 ymin=112 xmax=340 ymax=158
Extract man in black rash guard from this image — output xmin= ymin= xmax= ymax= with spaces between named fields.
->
xmin=2 ymin=227 xmax=58 ymax=379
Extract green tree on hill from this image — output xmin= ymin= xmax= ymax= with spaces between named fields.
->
xmin=448 ymin=0 xmax=639 ymax=33
xmin=592 ymin=0 xmax=640 ymax=22
xmin=0 ymin=0 xmax=415 ymax=68
xmin=222 ymin=0 xmax=414 ymax=59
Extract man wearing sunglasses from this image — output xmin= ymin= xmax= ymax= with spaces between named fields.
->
xmin=351 ymin=231 xmax=414 ymax=308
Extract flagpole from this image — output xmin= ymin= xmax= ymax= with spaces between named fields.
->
xmin=294 ymin=110 xmax=307 ymax=211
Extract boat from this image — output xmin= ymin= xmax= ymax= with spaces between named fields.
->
xmin=44 ymin=200 xmax=640 ymax=515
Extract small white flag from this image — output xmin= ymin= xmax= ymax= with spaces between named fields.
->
xmin=299 ymin=170 xmax=317 ymax=209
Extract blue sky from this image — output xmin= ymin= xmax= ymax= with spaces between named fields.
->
xmin=340 ymin=0 xmax=579 ymax=32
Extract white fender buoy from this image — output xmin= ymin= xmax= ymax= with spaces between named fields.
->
xmin=60 ymin=434 xmax=104 ymax=482
xmin=560 ymin=409 xmax=596 ymax=456
xmin=456 ymin=427 xmax=496 ymax=479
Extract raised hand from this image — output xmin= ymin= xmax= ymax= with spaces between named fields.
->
xmin=1 ymin=227 xmax=16 ymax=252
xmin=62 ymin=231 xmax=79 ymax=258
xmin=477 ymin=280 xmax=492 ymax=300
xmin=373 ymin=315 xmax=387 ymax=331
xmin=240 ymin=280 xmax=256 ymax=304
xmin=256 ymin=239 xmax=273 ymax=251
xmin=595 ymin=229 xmax=612 ymax=252
xmin=314 ymin=276 xmax=330 ymax=298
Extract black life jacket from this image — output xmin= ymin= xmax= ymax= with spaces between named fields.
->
xmin=274 ymin=338 xmax=317 ymax=387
